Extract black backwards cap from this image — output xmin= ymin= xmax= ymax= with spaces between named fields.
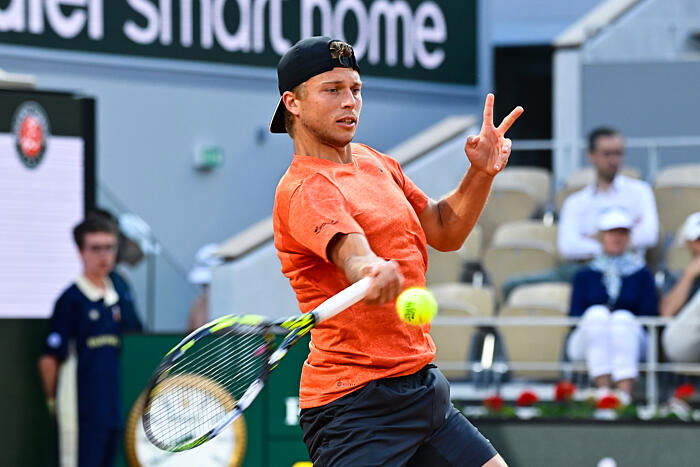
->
xmin=269 ymin=36 xmax=360 ymax=134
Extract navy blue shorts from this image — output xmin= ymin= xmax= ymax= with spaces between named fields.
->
xmin=300 ymin=365 xmax=497 ymax=467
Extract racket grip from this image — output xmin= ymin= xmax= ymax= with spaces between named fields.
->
xmin=312 ymin=277 xmax=372 ymax=322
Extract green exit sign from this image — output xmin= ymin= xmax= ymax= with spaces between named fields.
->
xmin=194 ymin=146 xmax=224 ymax=171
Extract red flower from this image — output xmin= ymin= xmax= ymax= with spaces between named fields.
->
xmin=673 ymin=383 xmax=695 ymax=401
xmin=483 ymin=395 xmax=505 ymax=412
xmin=554 ymin=381 xmax=576 ymax=402
xmin=597 ymin=394 xmax=620 ymax=410
xmin=516 ymin=390 xmax=539 ymax=407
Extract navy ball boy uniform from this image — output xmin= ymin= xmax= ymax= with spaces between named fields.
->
xmin=43 ymin=276 xmax=142 ymax=467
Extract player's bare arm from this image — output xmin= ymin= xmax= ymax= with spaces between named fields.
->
xmin=419 ymin=93 xmax=524 ymax=251
xmin=328 ymin=232 xmax=404 ymax=305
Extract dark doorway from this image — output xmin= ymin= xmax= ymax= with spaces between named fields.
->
xmin=494 ymin=45 xmax=553 ymax=170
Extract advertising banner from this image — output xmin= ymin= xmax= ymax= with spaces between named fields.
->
xmin=0 ymin=0 xmax=477 ymax=85
xmin=0 ymin=90 xmax=93 ymax=318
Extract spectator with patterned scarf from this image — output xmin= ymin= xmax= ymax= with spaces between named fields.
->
xmin=566 ymin=207 xmax=658 ymax=404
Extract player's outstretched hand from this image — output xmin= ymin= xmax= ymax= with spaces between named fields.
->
xmin=363 ymin=260 xmax=404 ymax=305
xmin=464 ymin=93 xmax=524 ymax=176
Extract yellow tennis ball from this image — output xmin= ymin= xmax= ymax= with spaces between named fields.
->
xmin=396 ymin=287 xmax=437 ymax=325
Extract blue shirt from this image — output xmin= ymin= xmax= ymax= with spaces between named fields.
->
xmin=569 ymin=266 xmax=658 ymax=317
xmin=43 ymin=276 xmax=140 ymax=428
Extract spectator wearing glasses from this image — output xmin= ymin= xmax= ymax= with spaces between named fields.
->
xmin=566 ymin=208 xmax=658 ymax=403
xmin=662 ymin=212 xmax=700 ymax=362
xmin=502 ymin=128 xmax=659 ymax=299
xmin=558 ymin=127 xmax=659 ymax=261
xmin=38 ymin=214 xmax=141 ymax=467
xmin=91 ymin=209 xmax=144 ymax=333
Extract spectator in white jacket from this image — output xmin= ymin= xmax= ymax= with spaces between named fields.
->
xmin=558 ymin=127 xmax=659 ymax=261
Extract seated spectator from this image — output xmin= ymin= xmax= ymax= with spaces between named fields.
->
xmin=187 ymin=243 xmax=223 ymax=331
xmin=503 ymin=127 xmax=658 ymax=298
xmin=558 ymin=127 xmax=658 ymax=260
xmin=566 ymin=208 xmax=658 ymax=403
xmin=661 ymin=212 xmax=700 ymax=362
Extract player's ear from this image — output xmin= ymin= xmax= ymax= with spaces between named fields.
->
xmin=282 ymin=91 xmax=300 ymax=117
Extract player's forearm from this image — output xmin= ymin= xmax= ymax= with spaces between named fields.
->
xmin=37 ymin=355 xmax=59 ymax=399
xmin=329 ymin=233 xmax=403 ymax=303
xmin=430 ymin=167 xmax=494 ymax=251
xmin=329 ymin=233 xmax=383 ymax=283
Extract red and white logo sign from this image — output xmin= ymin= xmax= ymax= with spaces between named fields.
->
xmin=12 ymin=101 xmax=50 ymax=169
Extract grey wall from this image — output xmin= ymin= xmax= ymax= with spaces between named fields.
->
xmin=582 ymin=61 xmax=700 ymax=177
xmin=492 ymin=0 xmax=604 ymax=45
xmin=0 ymin=46 xmax=479 ymax=331
xmin=584 ymin=0 xmax=700 ymax=62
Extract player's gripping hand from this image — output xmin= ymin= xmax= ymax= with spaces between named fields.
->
xmin=330 ymin=233 xmax=404 ymax=305
xmin=361 ymin=259 xmax=404 ymax=305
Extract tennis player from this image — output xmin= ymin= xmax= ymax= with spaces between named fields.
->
xmin=271 ymin=36 xmax=522 ymax=466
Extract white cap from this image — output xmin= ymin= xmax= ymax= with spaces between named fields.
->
xmin=188 ymin=243 xmax=223 ymax=285
xmin=597 ymin=207 xmax=633 ymax=231
xmin=682 ymin=212 xmax=700 ymax=242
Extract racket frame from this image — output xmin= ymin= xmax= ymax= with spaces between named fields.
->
xmin=142 ymin=277 xmax=370 ymax=451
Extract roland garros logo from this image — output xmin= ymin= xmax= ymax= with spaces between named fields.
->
xmin=12 ymin=101 xmax=50 ymax=169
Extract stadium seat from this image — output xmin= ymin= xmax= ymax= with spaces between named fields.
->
xmin=565 ymin=165 xmax=641 ymax=189
xmin=497 ymin=305 xmax=569 ymax=380
xmin=494 ymin=167 xmax=552 ymax=209
xmin=667 ymin=244 xmax=692 ymax=274
xmin=458 ymin=223 xmax=484 ymax=263
xmin=654 ymin=164 xmax=700 ymax=187
xmin=555 ymin=166 xmax=642 ymax=211
xmin=653 ymin=185 xmax=700 ymax=236
xmin=430 ymin=283 xmax=495 ymax=379
xmin=507 ymin=282 xmax=572 ymax=312
xmin=480 ymin=183 xmax=538 ymax=243
xmin=426 ymin=225 xmax=483 ymax=286
xmin=490 ymin=220 xmax=558 ymax=251
xmin=483 ymin=244 xmax=558 ymax=300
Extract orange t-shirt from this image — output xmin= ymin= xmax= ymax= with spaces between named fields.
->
xmin=273 ymin=143 xmax=436 ymax=409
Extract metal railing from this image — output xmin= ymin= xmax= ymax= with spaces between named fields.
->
xmin=432 ymin=316 xmax=700 ymax=411
xmin=511 ymin=135 xmax=700 ymax=186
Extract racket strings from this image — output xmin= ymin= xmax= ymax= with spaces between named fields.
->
xmin=144 ymin=324 xmax=272 ymax=450
xmin=147 ymin=329 xmax=265 ymax=447
xmin=166 ymin=325 xmax=269 ymax=382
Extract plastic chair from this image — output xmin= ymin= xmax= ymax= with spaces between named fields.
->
xmin=654 ymin=185 xmax=700 ymax=236
xmin=430 ymin=284 xmax=495 ymax=380
xmin=494 ymin=167 xmax=552 ymax=208
xmin=655 ymin=164 xmax=700 ymax=187
xmin=426 ymin=225 xmax=484 ymax=286
xmin=667 ymin=244 xmax=692 ymax=274
xmin=483 ymin=244 xmax=558 ymax=300
xmin=565 ymin=166 xmax=641 ymax=189
xmin=555 ymin=166 xmax=642 ymax=211
xmin=507 ymin=282 xmax=572 ymax=312
xmin=480 ymin=183 xmax=538 ymax=243
xmin=491 ymin=220 xmax=558 ymax=251
xmin=497 ymin=305 xmax=569 ymax=380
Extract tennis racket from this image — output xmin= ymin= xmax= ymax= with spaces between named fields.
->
xmin=141 ymin=277 xmax=371 ymax=452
